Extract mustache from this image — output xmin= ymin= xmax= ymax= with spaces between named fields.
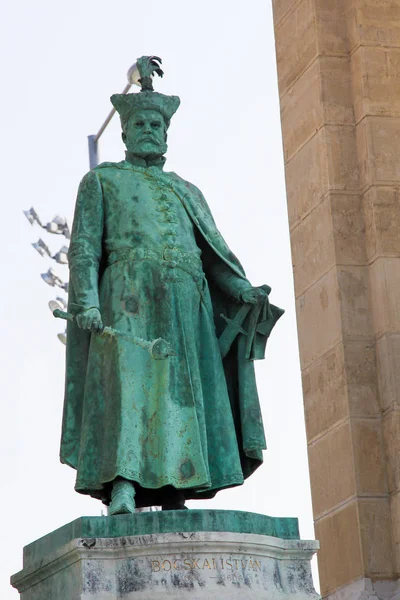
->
xmin=139 ymin=136 xmax=161 ymax=143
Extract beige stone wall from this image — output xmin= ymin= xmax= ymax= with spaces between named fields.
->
xmin=272 ymin=0 xmax=400 ymax=595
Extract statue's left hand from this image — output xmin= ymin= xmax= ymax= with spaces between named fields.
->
xmin=240 ymin=287 xmax=269 ymax=305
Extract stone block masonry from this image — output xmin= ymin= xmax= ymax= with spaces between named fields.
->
xmin=272 ymin=0 xmax=400 ymax=598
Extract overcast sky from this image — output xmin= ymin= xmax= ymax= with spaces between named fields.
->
xmin=0 ymin=1 xmax=317 ymax=597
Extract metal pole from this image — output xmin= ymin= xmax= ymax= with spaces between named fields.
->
xmin=88 ymin=135 xmax=99 ymax=170
xmin=87 ymin=82 xmax=132 ymax=169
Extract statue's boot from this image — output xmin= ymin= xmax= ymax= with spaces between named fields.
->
xmin=109 ymin=478 xmax=136 ymax=515
xmin=162 ymin=489 xmax=188 ymax=511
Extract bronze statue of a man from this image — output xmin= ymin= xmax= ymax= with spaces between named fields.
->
xmin=61 ymin=57 xmax=283 ymax=515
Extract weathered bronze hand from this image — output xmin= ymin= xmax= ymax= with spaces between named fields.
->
xmin=75 ymin=307 xmax=103 ymax=332
xmin=240 ymin=287 xmax=269 ymax=305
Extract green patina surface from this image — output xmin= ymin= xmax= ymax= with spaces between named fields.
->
xmin=23 ymin=510 xmax=299 ymax=569
xmin=61 ymin=56 xmax=284 ymax=511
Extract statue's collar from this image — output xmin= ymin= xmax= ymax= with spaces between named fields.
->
xmin=124 ymin=152 xmax=166 ymax=170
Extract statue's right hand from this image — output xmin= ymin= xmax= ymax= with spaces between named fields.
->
xmin=76 ymin=308 xmax=103 ymax=332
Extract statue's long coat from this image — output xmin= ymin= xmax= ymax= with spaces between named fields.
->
xmin=61 ymin=159 xmax=283 ymax=507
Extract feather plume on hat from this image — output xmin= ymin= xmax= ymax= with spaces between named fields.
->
xmin=111 ymin=55 xmax=180 ymax=130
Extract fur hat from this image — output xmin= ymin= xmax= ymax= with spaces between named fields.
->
xmin=111 ymin=91 xmax=180 ymax=130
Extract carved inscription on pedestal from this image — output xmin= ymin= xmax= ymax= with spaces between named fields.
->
xmin=151 ymin=556 xmax=262 ymax=572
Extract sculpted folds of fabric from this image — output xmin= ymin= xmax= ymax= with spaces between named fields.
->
xmin=61 ymin=57 xmax=283 ymax=510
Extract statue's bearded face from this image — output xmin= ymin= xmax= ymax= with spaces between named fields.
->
xmin=123 ymin=109 xmax=167 ymax=157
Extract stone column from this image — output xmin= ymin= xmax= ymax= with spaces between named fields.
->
xmin=271 ymin=0 xmax=400 ymax=598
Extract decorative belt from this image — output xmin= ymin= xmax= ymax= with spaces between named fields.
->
xmin=106 ymin=247 xmax=209 ymax=305
xmin=107 ymin=247 xmax=203 ymax=268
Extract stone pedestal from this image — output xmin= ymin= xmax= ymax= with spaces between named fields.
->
xmin=11 ymin=510 xmax=319 ymax=599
